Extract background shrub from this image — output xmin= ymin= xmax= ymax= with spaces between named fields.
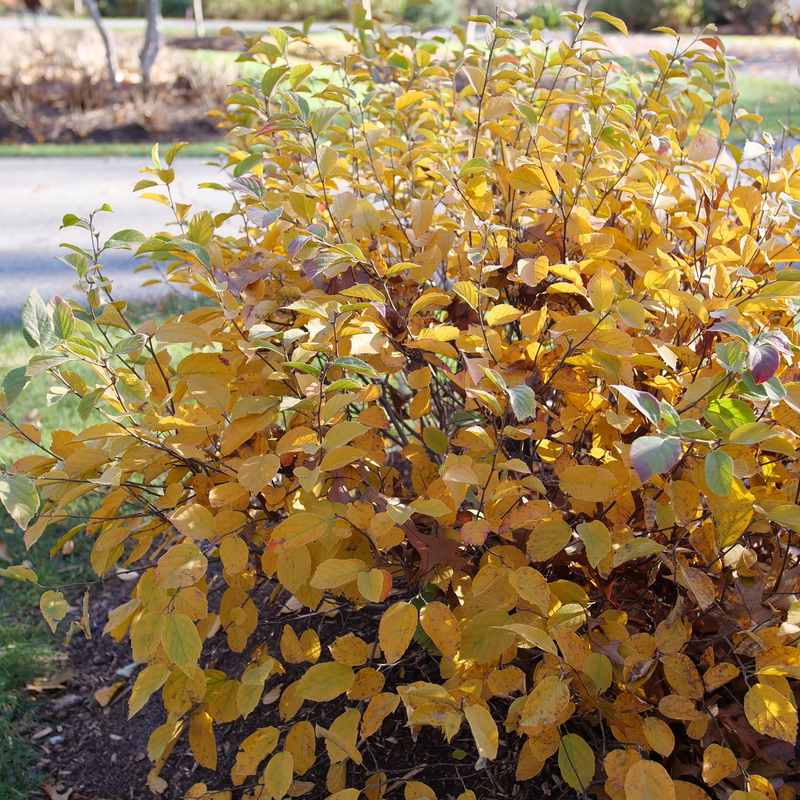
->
xmin=591 ymin=0 xmax=699 ymax=30
xmin=4 ymin=8 xmax=800 ymax=800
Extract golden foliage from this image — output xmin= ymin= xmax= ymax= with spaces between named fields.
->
xmin=4 ymin=5 xmax=800 ymax=798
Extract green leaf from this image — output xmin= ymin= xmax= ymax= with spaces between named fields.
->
xmin=78 ymin=387 xmax=106 ymax=421
xmin=459 ymin=158 xmax=490 ymax=179
xmin=233 ymin=153 xmax=263 ymax=178
xmin=289 ymin=63 xmax=314 ymax=90
xmin=705 ymin=450 xmax=733 ymax=496
xmin=767 ymin=504 xmax=800 ymax=533
xmin=188 ymin=212 xmax=215 ymax=246
xmin=728 ymin=421 xmax=773 ymax=445
xmin=629 ymin=436 xmax=682 ymax=482
xmin=261 ymin=65 xmax=289 ymax=97
xmin=704 ymin=398 xmax=754 ymax=433
xmin=52 ymin=298 xmax=75 ymax=341
xmin=161 ymin=613 xmax=203 ymax=677
xmin=3 ymin=366 xmax=30 ymax=407
xmin=22 ymin=289 xmax=56 ymax=349
xmin=26 ymin=350 xmax=69 ymax=377
xmin=174 ymin=240 xmax=211 ymax=269
xmin=558 ymin=733 xmax=595 ymax=791
xmin=164 ymin=141 xmax=187 ymax=166
xmin=506 ymin=385 xmax=535 ymax=421
xmin=0 ymin=565 xmax=38 ymax=583
xmin=332 ymin=356 xmax=378 ymax=377
xmin=613 ymin=385 xmax=661 ymax=425
xmin=423 ymin=428 xmax=448 ymax=455
xmin=311 ymin=105 xmax=342 ymax=136
xmin=0 ymin=474 xmax=40 ymax=530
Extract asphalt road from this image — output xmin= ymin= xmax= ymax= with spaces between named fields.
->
xmin=0 ymin=156 xmax=232 ymax=323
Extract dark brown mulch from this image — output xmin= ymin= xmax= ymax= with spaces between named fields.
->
xmin=32 ymin=573 xmax=563 ymax=800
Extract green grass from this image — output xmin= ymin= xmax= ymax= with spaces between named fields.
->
xmin=0 ymin=319 xmax=145 ymax=798
xmin=0 ymin=509 xmax=97 ymax=800
xmin=736 ymin=75 xmax=800 ymax=138
xmin=0 ymin=141 xmax=226 ymax=158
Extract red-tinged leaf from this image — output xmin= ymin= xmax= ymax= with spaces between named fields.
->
xmin=748 ymin=343 xmax=780 ymax=384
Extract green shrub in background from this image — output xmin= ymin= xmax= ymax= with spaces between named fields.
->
xmin=518 ymin=1 xmax=564 ymax=27
xmin=591 ymin=0 xmax=699 ymax=30
xmin=402 ymin=0 xmax=459 ymax=27
xmin=700 ymin=0 xmax=779 ymax=31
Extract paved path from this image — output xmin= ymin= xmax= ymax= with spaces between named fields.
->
xmin=0 ymin=156 xmax=232 ymax=322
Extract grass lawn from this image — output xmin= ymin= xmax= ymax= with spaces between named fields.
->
xmin=736 ymin=74 xmax=800 ymax=137
xmin=0 ymin=141 xmax=226 ymax=158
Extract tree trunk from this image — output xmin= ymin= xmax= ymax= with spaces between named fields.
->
xmin=140 ymin=0 xmax=162 ymax=86
xmin=84 ymin=0 xmax=118 ymax=87
xmin=193 ymin=0 xmax=205 ymax=37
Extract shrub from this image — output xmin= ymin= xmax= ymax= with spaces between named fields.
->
xmin=4 ymin=8 xmax=800 ymax=799
xmin=591 ymin=0 xmax=698 ymax=30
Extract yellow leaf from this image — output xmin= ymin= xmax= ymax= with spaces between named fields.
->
xmin=704 ymin=662 xmax=739 ymax=692
xmin=379 ymin=601 xmax=419 ymax=664
xmin=526 ymin=519 xmax=572 ymax=562
xmin=360 ymin=692 xmax=400 ymax=739
xmin=395 ymin=90 xmax=429 ymax=111
xmin=643 ymin=717 xmax=675 ymax=757
xmin=262 ymin=751 xmax=293 ymax=800
xmin=94 ymin=682 xmax=123 ymax=708
xmin=39 ymin=590 xmax=67 ymax=633
xmin=129 ymin=664 xmax=171 ymax=719
xmin=296 ymin=662 xmax=355 ymax=702
xmin=591 ymin=11 xmax=629 ymax=35
xmin=170 ymin=504 xmax=216 ymax=541
xmin=329 ymin=634 xmax=369 ymax=667
xmin=744 ymin=683 xmax=798 ymax=743
xmin=419 ymin=602 xmax=461 ymax=658
xmin=485 ymin=304 xmax=523 ymax=327
xmin=285 ymin=720 xmax=316 ymax=776
xmin=156 ymin=542 xmax=208 ymax=589
xmin=267 ymin=513 xmax=327 ymax=553
xmin=189 ymin=708 xmax=217 ymax=770
xmin=661 ymin=653 xmax=704 ymax=700
xmin=322 ymin=708 xmax=362 ymax=763
xmin=519 ymin=675 xmax=570 ymax=733
xmin=575 ymin=520 xmax=611 ymax=568
xmin=220 ymin=536 xmax=249 ymax=575
xmin=464 ymin=703 xmax=498 ymax=761
xmin=702 ymin=743 xmax=738 ymax=786
xmin=230 ymin=727 xmax=280 ymax=786
xmin=310 ymin=558 xmax=366 ymax=589
xmin=624 ymin=760 xmax=676 ymax=800
xmin=559 ymin=465 xmax=621 ymax=503
xmin=320 ymin=446 xmax=367 ymax=472
xmin=238 ymin=454 xmax=280 ymax=494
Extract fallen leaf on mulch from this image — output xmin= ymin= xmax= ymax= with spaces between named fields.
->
xmin=26 ymin=673 xmax=73 ymax=692
xmin=43 ymin=783 xmax=73 ymax=800
xmin=93 ymin=682 xmax=124 ymax=707
xmin=262 ymin=684 xmax=282 ymax=705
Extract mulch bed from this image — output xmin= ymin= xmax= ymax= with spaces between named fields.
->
xmin=31 ymin=573 xmax=564 ymax=800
